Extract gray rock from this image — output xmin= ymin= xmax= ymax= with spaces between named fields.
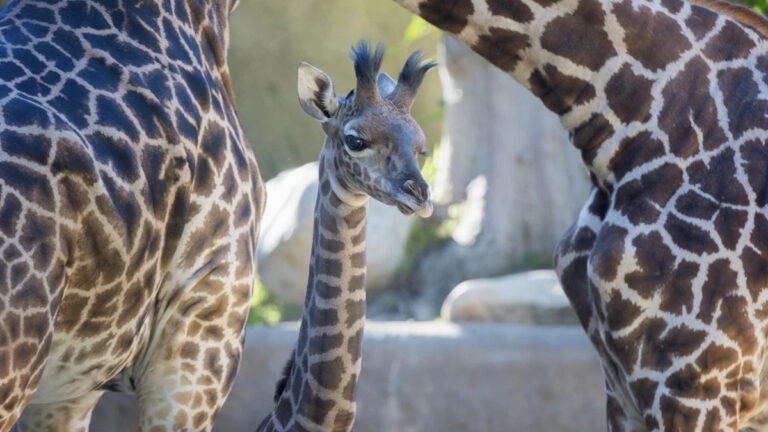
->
xmin=441 ymin=270 xmax=579 ymax=325
xmin=91 ymin=323 xmax=605 ymax=432
xmin=256 ymin=162 xmax=413 ymax=306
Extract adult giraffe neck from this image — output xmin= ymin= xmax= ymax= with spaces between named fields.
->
xmin=391 ymin=0 xmax=767 ymax=187
xmin=260 ymin=154 xmax=368 ymax=432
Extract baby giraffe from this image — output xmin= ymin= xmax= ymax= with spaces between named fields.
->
xmin=255 ymin=42 xmax=434 ymax=432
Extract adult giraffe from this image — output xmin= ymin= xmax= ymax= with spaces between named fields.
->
xmin=0 ymin=0 xmax=264 ymax=430
xmin=392 ymin=0 xmax=768 ymax=430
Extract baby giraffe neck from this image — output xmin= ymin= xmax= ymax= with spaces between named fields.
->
xmin=259 ymin=156 xmax=368 ymax=432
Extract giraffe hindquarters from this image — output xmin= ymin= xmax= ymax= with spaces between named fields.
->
xmin=15 ymin=391 xmax=103 ymax=432
xmin=133 ymin=271 xmax=252 ymax=431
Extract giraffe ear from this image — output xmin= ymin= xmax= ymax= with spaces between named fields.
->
xmin=377 ymin=72 xmax=397 ymax=98
xmin=298 ymin=62 xmax=339 ymax=121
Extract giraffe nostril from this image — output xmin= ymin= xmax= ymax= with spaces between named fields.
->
xmin=402 ymin=179 xmax=427 ymax=201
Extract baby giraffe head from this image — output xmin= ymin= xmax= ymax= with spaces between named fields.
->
xmin=297 ymin=41 xmax=435 ymax=217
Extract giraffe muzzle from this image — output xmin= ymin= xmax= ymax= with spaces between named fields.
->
xmin=397 ymin=179 xmax=433 ymax=218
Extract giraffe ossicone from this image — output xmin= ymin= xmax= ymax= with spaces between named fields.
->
xmin=391 ymin=0 xmax=768 ymax=430
xmin=255 ymin=41 xmax=434 ymax=432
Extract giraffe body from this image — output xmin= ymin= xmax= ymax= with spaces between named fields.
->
xmin=0 ymin=1 xmax=264 ymax=430
xmin=393 ymin=0 xmax=768 ymax=430
xmin=257 ymin=43 xmax=434 ymax=432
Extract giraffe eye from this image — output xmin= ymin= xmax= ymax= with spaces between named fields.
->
xmin=344 ymin=134 xmax=367 ymax=152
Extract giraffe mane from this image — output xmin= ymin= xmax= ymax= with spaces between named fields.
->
xmin=686 ymin=0 xmax=768 ymax=39
xmin=273 ymin=349 xmax=295 ymax=402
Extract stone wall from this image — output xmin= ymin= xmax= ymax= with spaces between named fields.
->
xmin=91 ymin=323 xmax=606 ymax=431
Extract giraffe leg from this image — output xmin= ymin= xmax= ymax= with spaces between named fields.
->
xmin=0 ymin=222 xmax=66 ymax=430
xmin=15 ymin=390 xmax=103 ymax=432
xmin=133 ymin=269 xmax=251 ymax=431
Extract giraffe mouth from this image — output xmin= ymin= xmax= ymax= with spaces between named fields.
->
xmin=395 ymin=198 xmax=433 ymax=218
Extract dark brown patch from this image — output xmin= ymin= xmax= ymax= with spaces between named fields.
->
xmin=661 ymin=0 xmax=684 ymax=13
xmin=342 ymin=374 xmax=357 ymax=402
xmin=473 ymin=27 xmax=530 ymax=72
xmin=531 ymin=0 xmax=562 ymax=7
xmin=308 ymin=356 xmax=345 ymax=391
xmin=702 ymin=407 xmax=721 ymax=430
xmin=686 ymin=5 xmax=719 ymax=40
xmin=644 ymin=324 xmax=707 ymax=368
xmin=719 ymin=67 xmax=768 ymax=138
xmin=572 ymin=113 xmax=614 ymax=165
xmin=660 ymin=394 xmax=701 ymax=431
xmin=203 ymin=348 xmax=223 ymax=379
xmin=343 ymin=206 xmax=366 ymax=228
xmin=605 ymin=291 xmax=642 ymax=329
xmin=630 ymin=378 xmax=658 ymax=412
xmin=318 ymin=257 xmax=342 ymax=278
xmin=703 ymin=21 xmax=756 ymax=62
xmin=347 ymin=328 xmax=363 ymax=363
xmin=625 ymin=232 xmax=674 ymax=298
xmin=714 ymin=208 xmax=746 ymax=250
xmin=541 ymin=0 xmax=616 ymax=70
xmin=319 ymin=205 xmax=339 ymax=234
xmin=309 ymin=331 xmax=343 ymax=356
xmin=659 ymin=260 xmax=698 ymax=315
xmin=311 ymin=304 xmax=339 ymax=327
xmin=334 ymin=408 xmax=355 ymax=430
xmin=528 ymin=64 xmax=596 ymax=115
xmin=741 ymin=139 xmax=768 ymax=207
xmin=615 ymin=164 xmax=683 ymax=225
xmin=0 ymin=162 xmax=55 ymax=212
xmin=613 ymin=0 xmax=692 ymax=71
xmin=609 ymin=132 xmax=665 ymax=181
xmin=697 ymin=259 xmax=738 ymax=323
xmin=743 ymin=247 xmax=768 ymax=303
xmin=558 ymin=256 xmax=593 ymax=330
xmin=689 ymin=148 xmax=749 ymax=206
xmin=319 ymin=235 xmax=343 ymax=253
xmin=666 ymin=364 xmax=719 ymax=399
xmin=418 ymin=0 xmax=474 ymax=34
xmin=345 ymin=299 xmax=364 ymax=326
xmin=349 ymin=251 xmax=365 ymax=268
xmin=487 ymin=0 xmax=533 ymax=22
xmin=664 ymin=213 xmax=718 ymax=255
xmin=659 ymin=56 xmax=727 ymax=157
xmin=605 ymin=64 xmax=654 ymax=123
xmin=589 ymin=224 xmax=628 ymax=281
xmin=674 ymin=190 xmax=718 ymax=220
xmin=314 ymin=280 xmax=341 ymax=299
xmin=718 ymin=295 xmax=757 ymax=355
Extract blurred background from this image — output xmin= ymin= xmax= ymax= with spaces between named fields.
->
xmin=2 ymin=0 xmax=764 ymax=430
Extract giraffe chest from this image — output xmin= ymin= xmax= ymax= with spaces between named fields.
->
xmin=555 ymin=162 xmax=768 ymax=428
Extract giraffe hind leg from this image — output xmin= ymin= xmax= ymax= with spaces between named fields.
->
xmin=0 ymin=210 xmax=66 ymax=431
xmin=15 ymin=390 xmax=103 ymax=432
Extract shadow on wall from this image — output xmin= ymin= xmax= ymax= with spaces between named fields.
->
xmin=229 ymin=0 xmax=443 ymax=179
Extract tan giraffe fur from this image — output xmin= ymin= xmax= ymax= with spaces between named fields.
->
xmin=256 ymin=42 xmax=434 ymax=432
xmin=0 ymin=0 xmax=265 ymax=430
xmin=391 ymin=0 xmax=768 ymax=430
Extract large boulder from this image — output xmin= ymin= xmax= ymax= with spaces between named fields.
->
xmin=441 ymin=270 xmax=579 ymax=325
xmin=257 ymin=162 xmax=413 ymax=306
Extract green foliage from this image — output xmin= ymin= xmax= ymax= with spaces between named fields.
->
xmin=247 ymin=275 xmax=283 ymax=326
xmin=734 ymin=0 xmax=768 ymax=14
